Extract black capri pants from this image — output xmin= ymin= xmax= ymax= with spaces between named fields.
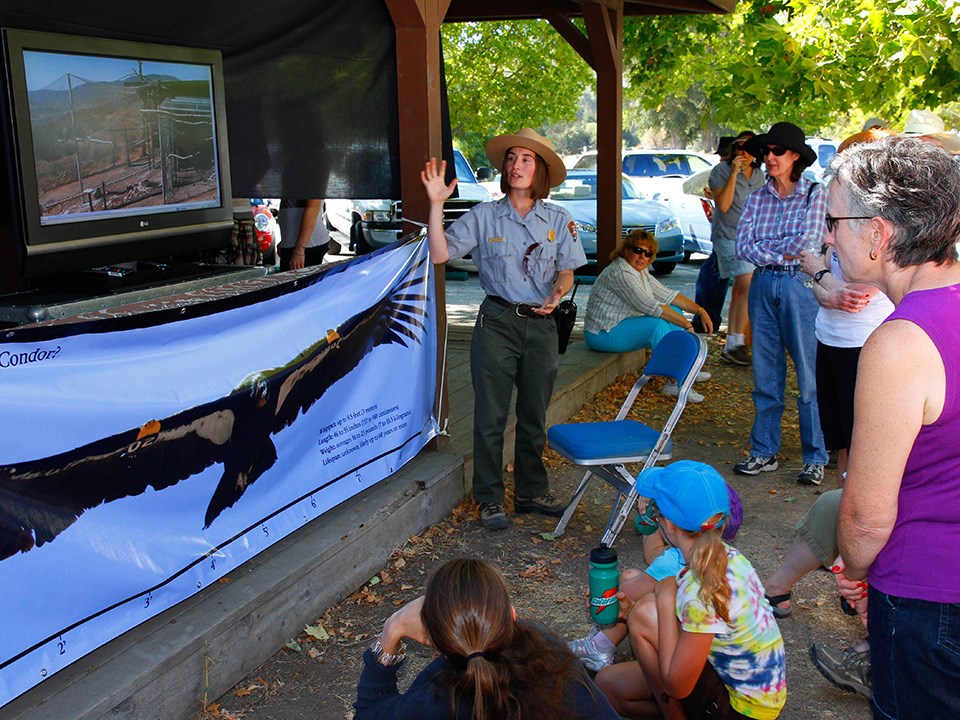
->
xmin=815 ymin=341 xmax=862 ymax=451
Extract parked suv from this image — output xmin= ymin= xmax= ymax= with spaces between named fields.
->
xmin=326 ymin=150 xmax=490 ymax=255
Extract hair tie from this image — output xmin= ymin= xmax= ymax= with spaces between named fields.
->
xmin=465 ymin=651 xmax=486 ymax=662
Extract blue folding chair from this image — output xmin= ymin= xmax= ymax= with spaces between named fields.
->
xmin=548 ymin=330 xmax=707 ymax=546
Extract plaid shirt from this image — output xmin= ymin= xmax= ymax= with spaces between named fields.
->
xmin=735 ymin=176 xmax=826 ymax=267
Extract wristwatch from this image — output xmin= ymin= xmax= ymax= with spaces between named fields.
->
xmin=813 ymin=269 xmax=831 ymax=283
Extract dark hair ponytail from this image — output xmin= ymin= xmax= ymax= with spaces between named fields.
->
xmin=421 ymin=558 xmax=596 ymax=720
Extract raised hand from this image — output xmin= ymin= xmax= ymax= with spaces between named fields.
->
xmin=421 ymin=157 xmax=458 ymax=205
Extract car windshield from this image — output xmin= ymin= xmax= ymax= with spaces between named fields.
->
xmin=573 ymin=153 xmax=597 ymax=170
xmin=622 ymin=153 xmax=711 ymax=177
xmin=551 ymin=174 xmax=640 ymax=201
xmin=454 ymin=151 xmax=478 ymax=184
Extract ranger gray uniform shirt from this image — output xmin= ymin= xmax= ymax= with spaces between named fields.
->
xmin=445 ymin=197 xmax=587 ymax=304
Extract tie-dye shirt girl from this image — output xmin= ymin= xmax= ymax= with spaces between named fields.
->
xmin=676 ymin=546 xmax=787 ymax=719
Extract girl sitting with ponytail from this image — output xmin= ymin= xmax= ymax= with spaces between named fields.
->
xmin=354 ymin=557 xmax=619 ymax=720
xmin=596 ymin=461 xmax=786 ymax=720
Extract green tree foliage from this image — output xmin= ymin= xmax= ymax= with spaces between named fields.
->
xmin=441 ymin=20 xmax=594 ymax=167
xmin=623 ymin=0 xmax=960 ymax=137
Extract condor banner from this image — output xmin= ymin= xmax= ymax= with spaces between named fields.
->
xmin=0 ymin=239 xmax=437 ymax=704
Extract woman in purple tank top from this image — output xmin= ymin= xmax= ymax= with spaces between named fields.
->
xmin=829 ymin=135 xmax=960 ymax=720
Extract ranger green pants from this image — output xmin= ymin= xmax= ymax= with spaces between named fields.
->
xmin=470 ymin=298 xmax=559 ymax=505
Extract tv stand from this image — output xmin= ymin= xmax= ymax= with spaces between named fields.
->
xmin=0 ymin=263 xmax=272 ymax=326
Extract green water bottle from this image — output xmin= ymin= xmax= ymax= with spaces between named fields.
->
xmin=634 ymin=504 xmax=659 ymax=536
xmin=588 ymin=545 xmax=619 ymax=627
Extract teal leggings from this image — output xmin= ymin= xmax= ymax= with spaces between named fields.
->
xmin=584 ymin=307 xmax=682 ymax=353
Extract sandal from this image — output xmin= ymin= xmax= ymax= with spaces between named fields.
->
xmin=765 ymin=592 xmax=792 ymax=619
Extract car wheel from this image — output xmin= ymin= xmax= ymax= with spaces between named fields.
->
xmin=351 ymin=219 xmax=372 ymax=255
xmin=651 ymin=262 xmax=676 ymax=276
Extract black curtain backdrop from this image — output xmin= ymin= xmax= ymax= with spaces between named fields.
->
xmin=0 ymin=0 xmax=402 ymax=199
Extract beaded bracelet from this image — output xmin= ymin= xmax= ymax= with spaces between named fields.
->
xmin=370 ymin=636 xmax=406 ymax=666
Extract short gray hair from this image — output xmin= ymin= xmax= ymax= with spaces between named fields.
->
xmin=831 ymin=136 xmax=960 ymax=267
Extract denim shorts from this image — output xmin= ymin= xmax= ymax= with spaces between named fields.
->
xmin=713 ymin=236 xmax=754 ymax=279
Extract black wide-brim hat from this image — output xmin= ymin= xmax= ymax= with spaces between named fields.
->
xmin=715 ymin=135 xmax=735 ymax=155
xmin=747 ymin=122 xmax=817 ymax=167
xmin=733 ymin=131 xmax=762 ymax=161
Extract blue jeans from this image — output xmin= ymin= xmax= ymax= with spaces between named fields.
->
xmin=869 ymin=588 xmax=960 ymax=719
xmin=746 ymin=268 xmax=827 ymax=463
xmin=584 ymin=307 xmax=681 ymax=353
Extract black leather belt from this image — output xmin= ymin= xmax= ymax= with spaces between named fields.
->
xmin=486 ymin=295 xmax=550 ymax=319
xmin=756 ymin=264 xmax=801 ymax=272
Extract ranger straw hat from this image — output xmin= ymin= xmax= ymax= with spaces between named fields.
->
xmin=486 ymin=128 xmax=567 ymax=186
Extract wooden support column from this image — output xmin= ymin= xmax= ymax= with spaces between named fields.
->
xmin=385 ymin=0 xmax=452 ymax=448
xmin=582 ymin=0 xmax=623 ymax=272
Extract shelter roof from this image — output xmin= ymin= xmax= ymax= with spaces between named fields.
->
xmin=446 ymin=0 xmax=735 ymax=22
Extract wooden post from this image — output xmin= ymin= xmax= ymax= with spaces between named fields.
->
xmin=582 ymin=0 xmax=624 ymax=273
xmin=551 ymin=1 xmax=624 ymax=273
xmin=385 ymin=0 xmax=452 ymax=449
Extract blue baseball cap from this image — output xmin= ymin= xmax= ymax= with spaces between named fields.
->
xmin=635 ymin=460 xmax=730 ymax=533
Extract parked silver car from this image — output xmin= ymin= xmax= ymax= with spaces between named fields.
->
xmin=548 ymin=170 xmax=684 ymax=275
xmin=575 ymin=149 xmax=716 ymax=258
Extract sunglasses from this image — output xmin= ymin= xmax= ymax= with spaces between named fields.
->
xmin=761 ymin=145 xmax=790 ymax=157
xmin=629 ymin=246 xmax=655 ymax=259
xmin=825 ymin=213 xmax=874 ymax=233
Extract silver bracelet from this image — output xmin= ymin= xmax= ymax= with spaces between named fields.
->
xmin=370 ymin=636 xmax=406 ymax=666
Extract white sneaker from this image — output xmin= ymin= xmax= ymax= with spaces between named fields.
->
xmin=568 ymin=626 xmax=616 ymax=672
xmin=662 ymin=383 xmax=704 ymax=404
xmin=695 ymin=370 xmax=711 ymax=382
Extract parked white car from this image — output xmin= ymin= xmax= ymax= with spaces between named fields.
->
xmin=326 ymin=149 xmax=490 ymax=255
xmin=574 ymin=149 xmax=717 ymax=258
xmin=806 ymin=138 xmax=839 ymax=179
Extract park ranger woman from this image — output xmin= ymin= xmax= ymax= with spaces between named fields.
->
xmin=421 ymin=129 xmax=586 ymax=530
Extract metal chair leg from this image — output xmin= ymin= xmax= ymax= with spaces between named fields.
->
xmin=554 ymin=469 xmax=595 ymax=536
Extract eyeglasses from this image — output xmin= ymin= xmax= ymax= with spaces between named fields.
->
xmin=825 ymin=213 xmax=875 ymax=233
xmin=761 ymin=145 xmax=789 ymax=157
xmin=628 ymin=246 xmax=655 ymax=258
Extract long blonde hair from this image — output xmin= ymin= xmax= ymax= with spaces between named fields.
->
xmin=682 ymin=515 xmax=732 ymax=623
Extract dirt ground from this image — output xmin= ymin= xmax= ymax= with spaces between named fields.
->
xmin=201 ymin=337 xmax=871 ymax=720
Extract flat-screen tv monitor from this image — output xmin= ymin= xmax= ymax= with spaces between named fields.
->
xmin=0 ymin=29 xmax=233 ymax=279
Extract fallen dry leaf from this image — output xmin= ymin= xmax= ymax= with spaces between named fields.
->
xmin=304 ymin=624 xmax=330 ymax=641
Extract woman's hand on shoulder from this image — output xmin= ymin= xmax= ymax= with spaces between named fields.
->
xmin=825 ymin=284 xmax=874 ymax=313
xmin=420 ymin=158 xmax=458 ymax=205
xmin=380 ymin=596 xmax=432 ymax=652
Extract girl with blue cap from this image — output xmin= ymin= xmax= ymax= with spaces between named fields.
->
xmin=595 ymin=460 xmax=786 ymax=719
